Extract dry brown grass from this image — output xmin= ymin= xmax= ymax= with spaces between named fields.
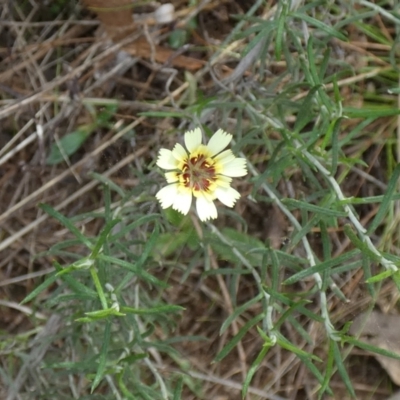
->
xmin=1 ymin=1 xmax=400 ymax=399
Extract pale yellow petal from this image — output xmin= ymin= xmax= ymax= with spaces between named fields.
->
xmin=171 ymin=143 xmax=188 ymax=161
xmin=214 ymin=186 xmax=241 ymax=207
xmin=220 ymin=158 xmax=247 ymax=177
xmin=192 ymin=187 xmax=216 ymax=201
xmin=184 ymin=128 xmax=202 ymax=152
xmin=165 ymin=171 xmax=179 ymax=183
xmin=157 ymin=149 xmax=179 ymax=170
xmin=214 ymin=149 xmax=235 ymax=164
xmin=196 ymin=195 xmax=218 ymax=221
xmin=207 ymin=129 xmax=232 ymax=156
xmin=172 ymin=188 xmax=192 ymax=215
xmin=156 ymin=184 xmax=179 ymax=208
xmin=214 ymin=175 xmax=232 ymax=188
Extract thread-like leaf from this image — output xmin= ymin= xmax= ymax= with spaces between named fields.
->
xmin=91 ymin=320 xmax=111 ymax=392
xmin=214 ymin=314 xmax=264 ymax=362
xmin=332 ymin=340 xmax=355 ymax=397
xmin=292 ymin=12 xmax=347 ymax=41
xmin=220 ymin=293 xmax=263 ymax=335
xmin=367 ymin=163 xmax=400 ymax=234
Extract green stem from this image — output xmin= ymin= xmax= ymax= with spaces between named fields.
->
xmin=90 ymin=267 xmax=108 ymax=310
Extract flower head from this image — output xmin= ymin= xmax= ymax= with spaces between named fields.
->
xmin=156 ymin=128 xmax=247 ymax=221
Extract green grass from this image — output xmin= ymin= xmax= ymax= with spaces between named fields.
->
xmin=2 ymin=0 xmax=400 ymax=399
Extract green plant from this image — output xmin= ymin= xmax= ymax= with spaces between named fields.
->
xmin=7 ymin=1 xmax=400 ymax=399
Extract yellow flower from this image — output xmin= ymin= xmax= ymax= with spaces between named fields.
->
xmin=156 ymin=128 xmax=247 ymax=221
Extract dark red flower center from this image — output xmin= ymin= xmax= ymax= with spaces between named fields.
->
xmin=181 ymin=155 xmax=216 ymax=192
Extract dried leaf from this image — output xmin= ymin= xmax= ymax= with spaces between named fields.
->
xmin=350 ymin=311 xmax=400 ymax=385
xmin=82 ymin=0 xmax=135 ymax=41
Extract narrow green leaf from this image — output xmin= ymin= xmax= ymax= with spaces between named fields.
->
xmin=214 ymin=314 xmax=264 ymax=362
xmin=305 ymin=38 xmax=332 ymax=112
xmin=270 ymin=249 xmax=280 ymax=292
xmin=301 ymin=352 xmax=329 ymax=389
xmin=346 ymin=336 xmax=400 ymax=361
xmin=91 ymin=320 xmax=111 ymax=392
xmin=46 ymin=360 xmax=94 ymax=372
xmin=47 ymin=293 xmax=95 ymax=306
xmin=293 ymin=85 xmax=321 ymax=133
xmin=119 ymin=353 xmax=147 ymax=364
xmin=55 ymin=257 xmax=94 ymax=275
xmin=98 ymin=254 xmax=168 ymax=288
xmin=21 ymin=270 xmax=57 ymax=304
xmin=242 ymin=23 xmax=276 ymax=58
xmin=242 ymin=345 xmax=270 ymax=398
xmin=291 ymin=12 xmax=347 ymax=41
xmin=319 ymin=340 xmax=334 ymax=398
xmin=321 ymin=115 xmax=337 ymax=150
xmin=306 ymin=36 xmax=321 ymax=85
xmin=368 ymin=163 xmax=400 ymax=234
xmin=103 ymin=182 xmax=111 ymax=221
xmin=319 ymin=47 xmax=331 ymax=81
xmin=331 ymin=260 xmax=362 ymax=276
xmin=233 ymin=23 xmax=265 ymax=39
xmin=46 ymin=125 xmax=93 ymax=165
xmin=264 ymin=286 xmax=323 ymax=323
xmin=45 ymin=238 xmax=83 ymax=253
xmin=343 ymin=225 xmax=382 ymax=263
xmin=354 ymin=21 xmax=392 ymax=45
xmin=120 ymin=305 xmax=184 ymax=315
xmin=274 ymin=300 xmax=313 ymax=330
xmin=138 ymin=111 xmax=186 ymax=118
xmin=341 ymin=192 xmax=400 ymax=205
xmin=90 ymin=264 xmax=107 ymax=310
xmin=77 ymin=308 xmax=126 ymax=322
xmin=283 ymin=249 xmax=360 ymax=285
xmin=255 ymin=325 xmax=275 ymax=344
xmin=276 ymin=332 xmax=321 ymax=362
xmin=293 ymin=152 xmax=324 ymax=190
xmin=135 ymin=224 xmax=160 ymax=269
xmin=330 ymin=117 xmax=341 ymax=176
xmin=290 ymin=315 xmax=314 ymax=345
xmin=39 ymin=204 xmax=92 ymax=248
xmin=275 ymin=3 xmax=287 ymax=61
xmin=90 ymin=219 xmax=121 ymax=258
xmin=51 ymin=262 xmax=97 ymax=298
xmin=362 ymin=253 xmax=375 ymax=297
xmin=173 ymin=377 xmax=184 ymax=400
xmin=111 ymin=214 xmax=160 ymax=241
xmin=220 ymin=293 xmax=264 ymax=335
xmin=282 ymin=198 xmax=347 ymax=217
xmin=332 ymin=74 xmax=341 ymax=104
xmin=332 ymin=341 xmax=355 ymax=397
xmin=391 ymin=270 xmax=400 ymax=291
xmin=203 ymin=268 xmax=251 ymax=276
xmin=344 ymin=106 xmax=400 ymax=118
xmin=365 ymin=269 xmax=396 ymax=284
xmin=117 ymin=370 xmax=139 ymax=400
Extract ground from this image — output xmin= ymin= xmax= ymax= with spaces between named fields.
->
xmin=1 ymin=1 xmax=400 ymax=399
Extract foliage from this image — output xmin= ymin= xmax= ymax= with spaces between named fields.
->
xmin=2 ymin=0 xmax=400 ymax=399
